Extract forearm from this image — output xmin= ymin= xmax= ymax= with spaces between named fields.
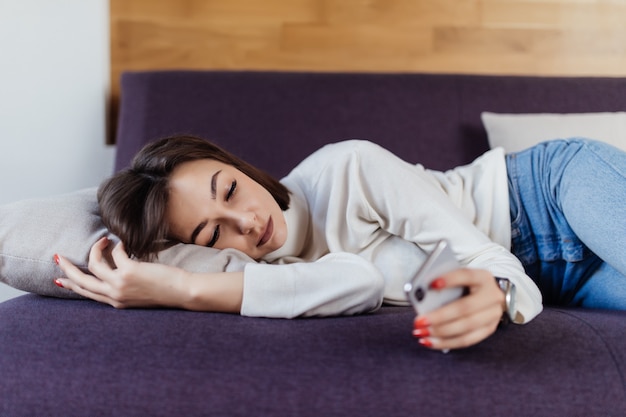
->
xmin=175 ymin=270 xmax=244 ymax=313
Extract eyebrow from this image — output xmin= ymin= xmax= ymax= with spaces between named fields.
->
xmin=189 ymin=169 xmax=221 ymax=244
xmin=211 ymin=170 xmax=222 ymax=200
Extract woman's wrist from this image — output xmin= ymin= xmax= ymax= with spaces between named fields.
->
xmin=168 ymin=268 xmax=196 ymax=309
xmin=178 ymin=270 xmax=244 ymax=313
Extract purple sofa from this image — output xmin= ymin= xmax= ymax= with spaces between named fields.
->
xmin=2 ymin=71 xmax=625 ymax=416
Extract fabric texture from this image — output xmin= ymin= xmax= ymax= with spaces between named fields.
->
xmin=482 ymin=111 xmax=626 ymax=153
xmin=1 ymin=295 xmax=624 ymax=417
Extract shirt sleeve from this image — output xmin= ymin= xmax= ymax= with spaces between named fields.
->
xmin=241 ymin=252 xmax=385 ymax=318
xmin=292 ymin=140 xmax=542 ymax=324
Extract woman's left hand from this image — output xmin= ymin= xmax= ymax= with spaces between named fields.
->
xmin=412 ymin=268 xmax=505 ymax=351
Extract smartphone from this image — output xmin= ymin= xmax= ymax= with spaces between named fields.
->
xmin=404 ymin=240 xmax=465 ymax=315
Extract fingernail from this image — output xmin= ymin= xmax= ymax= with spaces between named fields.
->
xmin=419 ymin=338 xmax=433 ymax=348
xmin=54 ymin=279 xmax=64 ymax=288
xmin=414 ymin=316 xmax=430 ymax=328
xmin=53 ymin=254 xmax=60 ymax=265
xmin=412 ymin=328 xmax=430 ymax=338
xmin=430 ymin=277 xmax=446 ymax=289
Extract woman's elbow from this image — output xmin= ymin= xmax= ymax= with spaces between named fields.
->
xmin=348 ymin=262 xmax=386 ymax=314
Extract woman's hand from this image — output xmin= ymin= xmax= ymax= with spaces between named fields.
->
xmin=55 ymin=237 xmax=244 ymax=312
xmin=54 ymin=237 xmax=188 ymax=309
xmin=412 ymin=268 xmax=505 ymax=351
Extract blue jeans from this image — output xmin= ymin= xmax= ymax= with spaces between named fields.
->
xmin=507 ymin=139 xmax=626 ymax=309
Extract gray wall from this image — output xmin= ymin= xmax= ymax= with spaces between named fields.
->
xmin=0 ymin=0 xmax=113 ymax=302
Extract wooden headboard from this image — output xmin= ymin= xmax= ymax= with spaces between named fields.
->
xmin=109 ymin=0 xmax=626 ymax=143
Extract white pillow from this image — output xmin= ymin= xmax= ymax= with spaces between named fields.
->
xmin=481 ymin=112 xmax=626 ymax=153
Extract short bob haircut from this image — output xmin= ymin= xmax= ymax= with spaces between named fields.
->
xmin=97 ymin=135 xmax=290 ymax=260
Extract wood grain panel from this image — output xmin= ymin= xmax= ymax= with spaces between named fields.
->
xmin=434 ymin=27 xmax=626 ymax=55
xmin=321 ymin=0 xmax=480 ymax=26
xmin=481 ymin=1 xmax=626 ymax=30
xmin=109 ymin=0 xmax=626 ymax=143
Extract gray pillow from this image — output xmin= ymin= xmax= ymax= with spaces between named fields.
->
xmin=0 ymin=188 xmax=254 ymax=299
xmin=0 ymin=188 xmax=105 ymax=298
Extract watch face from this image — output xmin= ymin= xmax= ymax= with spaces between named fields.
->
xmin=495 ymin=278 xmax=516 ymax=321
xmin=496 ymin=277 xmax=509 ymax=291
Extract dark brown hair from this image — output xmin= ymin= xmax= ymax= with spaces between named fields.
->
xmin=97 ymin=135 xmax=290 ymax=260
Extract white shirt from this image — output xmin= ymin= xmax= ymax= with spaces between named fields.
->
xmin=241 ymin=140 xmax=542 ymax=323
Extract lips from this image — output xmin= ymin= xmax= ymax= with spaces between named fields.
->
xmin=257 ymin=216 xmax=273 ymax=247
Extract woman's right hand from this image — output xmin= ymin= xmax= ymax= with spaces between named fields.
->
xmin=412 ymin=268 xmax=505 ymax=351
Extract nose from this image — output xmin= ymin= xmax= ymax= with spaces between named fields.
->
xmin=234 ymin=211 xmax=257 ymax=235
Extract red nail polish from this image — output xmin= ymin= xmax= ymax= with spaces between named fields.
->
xmin=412 ymin=328 xmax=430 ymax=338
xmin=54 ymin=279 xmax=64 ymax=288
xmin=414 ymin=316 xmax=430 ymax=328
xmin=430 ymin=277 xmax=446 ymax=289
xmin=419 ymin=338 xmax=433 ymax=348
xmin=53 ymin=254 xmax=60 ymax=265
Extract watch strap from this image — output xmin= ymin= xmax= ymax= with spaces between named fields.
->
xmin=495 ymin=277 xmax=516 ymax=325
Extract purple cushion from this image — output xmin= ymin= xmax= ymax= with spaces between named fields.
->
xmin=1 ymin=295 xmax=624 ymax=417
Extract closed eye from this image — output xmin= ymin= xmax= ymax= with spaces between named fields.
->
xmin=201 ymin=179 xmax=235 ymax=247
xmin=226 ymin=180 xmax=237 ymax=201
xmin=206 ymin=225 xmax=220 ymax=248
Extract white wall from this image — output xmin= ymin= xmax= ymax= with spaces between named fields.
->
xmin=0 ymin=0 xmax=114 ymax=301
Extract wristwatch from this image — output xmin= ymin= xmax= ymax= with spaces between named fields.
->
xmin=495 ymin=277 xmax=516 ymax=325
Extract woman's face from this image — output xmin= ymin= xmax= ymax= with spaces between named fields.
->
xmin=166 ymin=159 xmax=288 ymax=260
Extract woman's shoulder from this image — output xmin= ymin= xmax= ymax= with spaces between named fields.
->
xmin=318 ymin=139 xmax=383 ymax=155
xmin=281 ymin=140 xmax=374 ymax=192
xmin=296 ymin=139 xmax=383 ymax=169
xmin=286 ymin=140 xmax=393 ymax=184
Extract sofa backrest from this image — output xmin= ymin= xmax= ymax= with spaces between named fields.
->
xmin=115 ymin=71 xmax=626 ymax=177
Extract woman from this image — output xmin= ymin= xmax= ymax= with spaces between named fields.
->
xmin=54 ymin=136 xmax=626 ymax=351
